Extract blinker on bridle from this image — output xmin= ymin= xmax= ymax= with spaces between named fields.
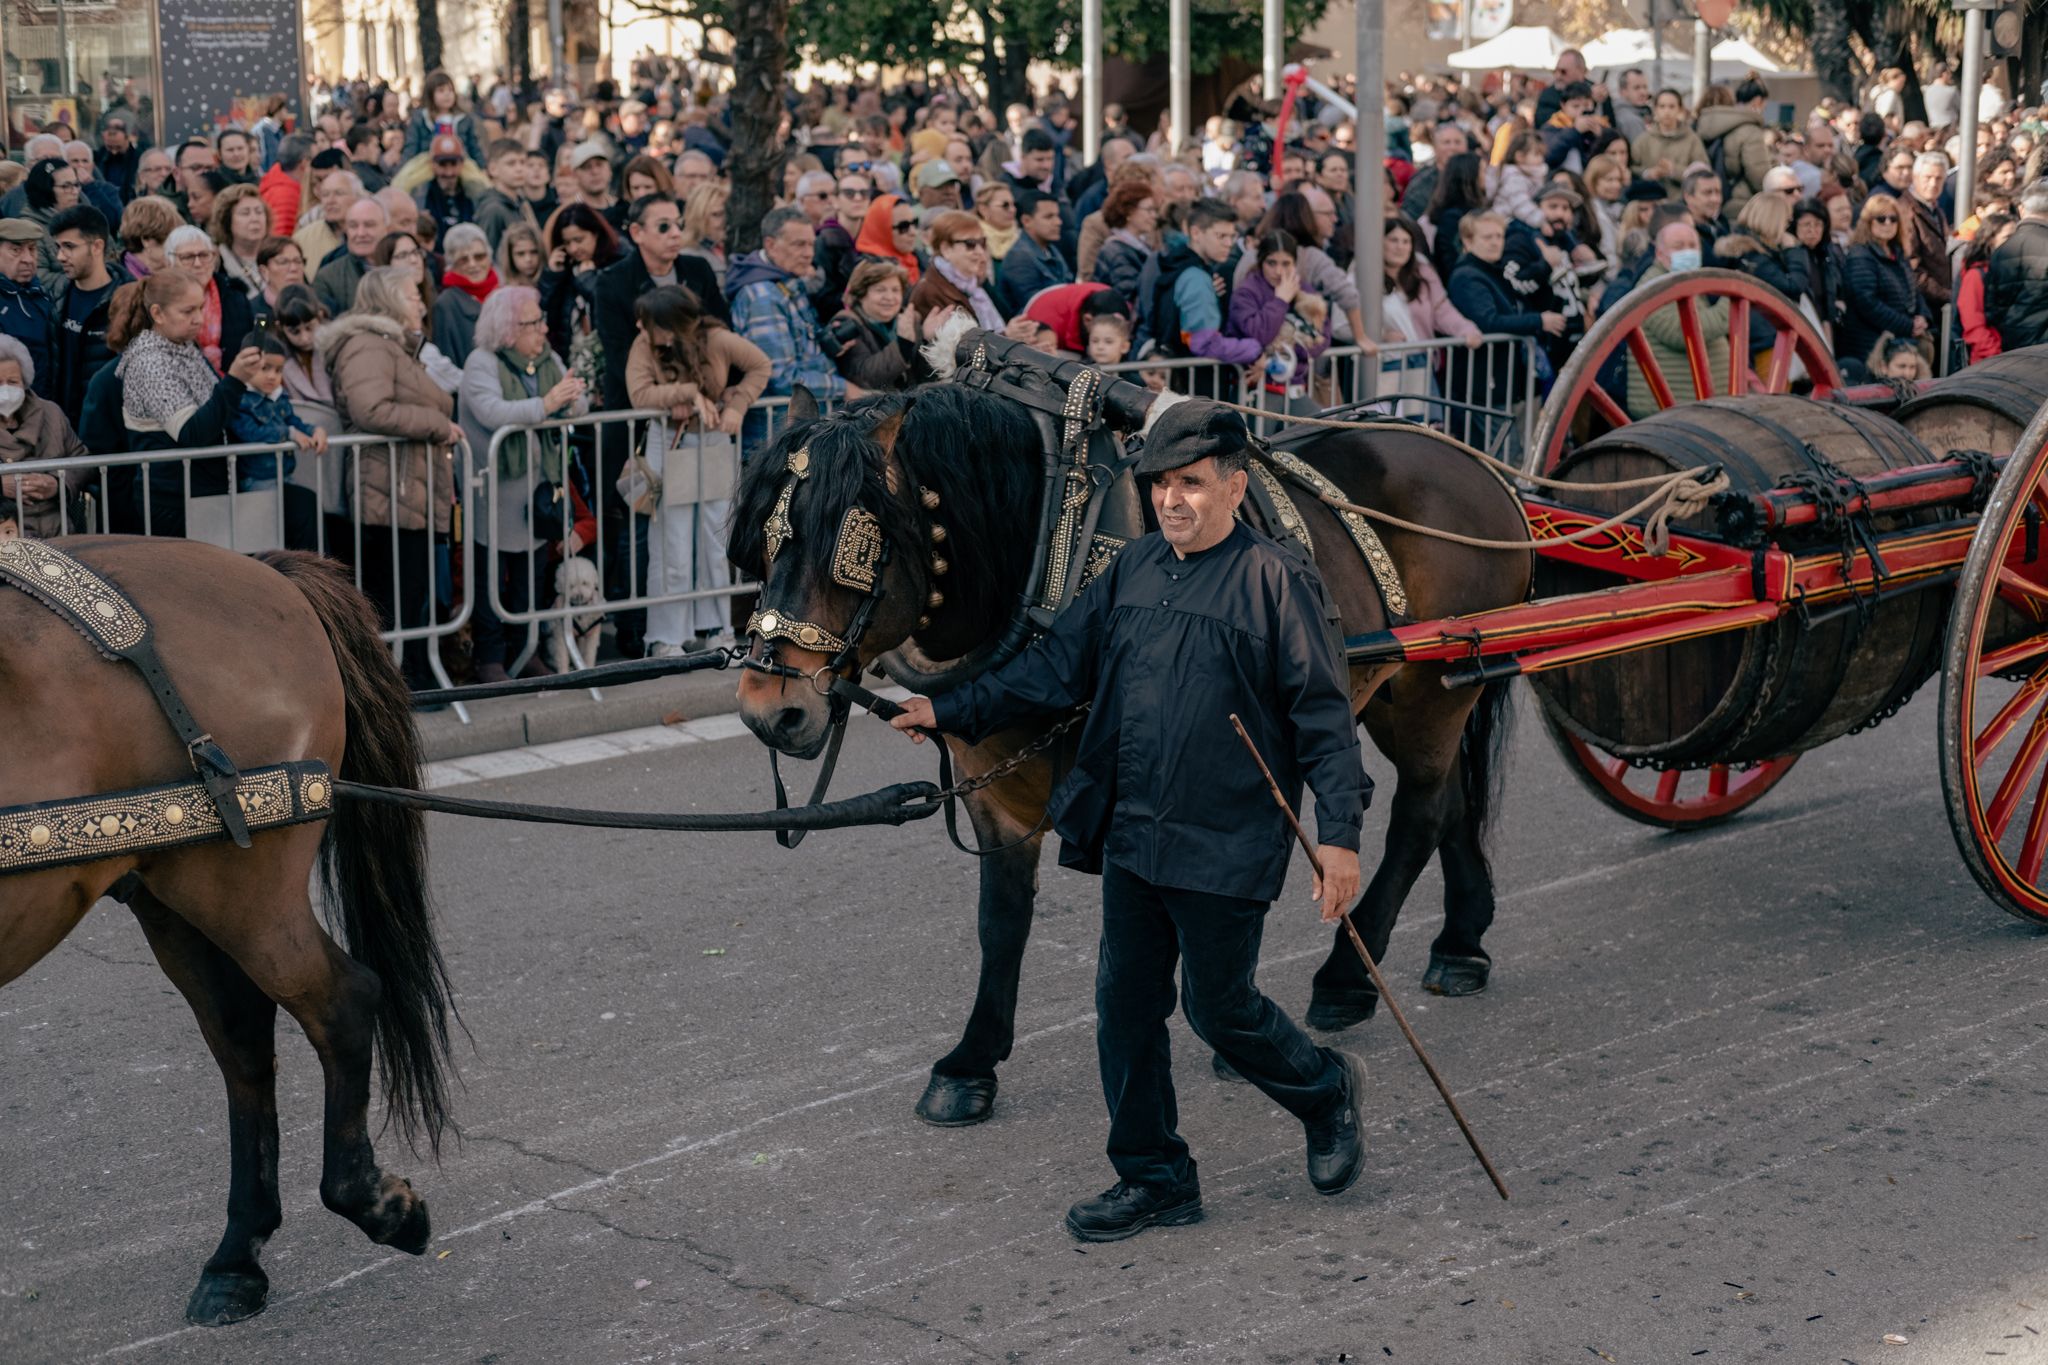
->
xmin=738 ymin=435 xmax=951 ymax=850
xmin=741 ymin=441 xmax=949 ymax=694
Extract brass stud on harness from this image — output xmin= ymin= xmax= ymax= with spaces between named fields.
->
xmin=929 ymin=523 xmax=948 ymax=544
xmin=920 ymin=486 xmax=941 ymax=510
xmin=927 ymin=589 xmax=945 ymax=609
xmin=930 ymin=555 xmax=949 ymax=577
xmin=916 ymin=614 xmax=931 ymax=629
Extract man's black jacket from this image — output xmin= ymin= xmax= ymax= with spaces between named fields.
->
xmin=932 ymin=519 xmax=1369 ymax=900
xmin=1990 ymin=218 xmax=2048 ymax=351
xmin=591 ymin=248 xmax=727 ymax=412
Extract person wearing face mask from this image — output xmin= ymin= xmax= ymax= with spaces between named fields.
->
xmin=1625 ymin=219 xmax=1728 ymax=418
xmin=0 ymin=333 xmax=85 ymax=537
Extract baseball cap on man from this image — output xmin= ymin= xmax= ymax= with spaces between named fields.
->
xmin=430 ymin=134 xmax=464 ymax=164
xmin=914 ymin=159 xmax=961 ymax=190
xmin=0 ymin=219 xmax=42 ymax=243
xmin=570 ymin=140 xmax=612 ymax=170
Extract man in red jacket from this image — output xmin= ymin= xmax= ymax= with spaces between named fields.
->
xmin=260 ymin=135 xmax=312 ymax=237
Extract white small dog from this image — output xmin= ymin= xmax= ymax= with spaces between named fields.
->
xmin=549 ymin=556 xmax=605 ymax=674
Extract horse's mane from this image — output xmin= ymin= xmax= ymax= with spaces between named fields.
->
xmin=729 ymin=383 xmax=1045 ymax=653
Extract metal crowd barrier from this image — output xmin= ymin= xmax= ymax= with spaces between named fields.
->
xmin=0 ymin=432 xmax=475 ymax=706
xmin=1098 ymin=332 xmax=1541 ymax=461
xmin=476 ymin=399 xmax=804 ymax=678
xmin=3 ymin=349 xmax=1545 ymax=723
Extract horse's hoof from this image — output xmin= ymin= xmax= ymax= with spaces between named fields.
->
xmin=1422 ymin=954 xmax=1491 ymax=997
xmin=915 ymin=1073 xmax=997 ymax=1127
xmin=1211 ymin=1052 xmax=1250 ymax=1084
xmin=1305 ymin=991 xmax=1379 ymax=1031
xmin=185 ymin=1269 xmax=268 ymax=1326
xmin=386 ymin=1192 xmax=433 ymax=1255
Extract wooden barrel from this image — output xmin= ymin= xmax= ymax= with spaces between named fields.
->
xmin=1530 ymin=395 xmax=1950 ymax=766
xmin=1895 ymin=345 xmax=2048 ymax=459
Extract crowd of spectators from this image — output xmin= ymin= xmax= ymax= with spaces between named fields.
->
xmin=0 ymin=51 xmax=2043 ymax=670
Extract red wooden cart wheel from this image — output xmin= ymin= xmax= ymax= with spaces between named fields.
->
xmin=1940 ymin=399 xmax=2048 ymax=923
xmin=1527 ymin=269 xmax=1842 ymax=477
xmin=1540 ymin=704 xmax=1800 ymax=831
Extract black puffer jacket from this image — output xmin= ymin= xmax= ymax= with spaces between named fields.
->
xmin=1989 ymin=219 xmax=2048 ymax=351
xmin=1840 ymin=242 xmax=1928 ymax=370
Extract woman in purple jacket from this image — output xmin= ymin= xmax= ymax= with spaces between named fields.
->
xmin=1228 ymin=231 xmax=1331 ymax=415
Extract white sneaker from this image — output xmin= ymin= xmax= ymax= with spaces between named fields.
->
xmin=647 ymin=641 xmax=687 ymax=658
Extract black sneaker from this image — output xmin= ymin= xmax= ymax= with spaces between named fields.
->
xmin=1063 ymin=1177 xmax=1203 ymax=1242
xmin=1304 ymin=1049 xmax=1368 ymax=1195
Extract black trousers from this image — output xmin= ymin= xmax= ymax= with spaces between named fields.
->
xmin=470 ymin=545 xmax=536 ymax=668
xmin=1097 ymin=859 xmax=1342 ymax=1190
xmin=356 ymin=523 xmax=434 ymax=681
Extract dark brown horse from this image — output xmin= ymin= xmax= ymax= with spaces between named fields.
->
xmin=732 ymin=371 xmax=1533 ymax=1126
xmin=0 ymin=542 xmax=455 ymax=1324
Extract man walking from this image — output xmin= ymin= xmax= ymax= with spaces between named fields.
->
xmin=890 ymin=401 xmax=1371 ymax=1242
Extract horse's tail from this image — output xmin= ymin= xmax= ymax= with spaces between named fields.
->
xmin=1460 ymin=678 xmax=1516 ymax=852
xmin=261 ymin=550 xmax=459 ymax=1156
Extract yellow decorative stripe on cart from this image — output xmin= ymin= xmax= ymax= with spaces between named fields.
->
xmin=0 ymin=762 xmax=335 ymax=875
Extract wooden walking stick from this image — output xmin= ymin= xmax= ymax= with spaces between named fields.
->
xmin=1229 ymin=714 xmax=1510 ymax=1201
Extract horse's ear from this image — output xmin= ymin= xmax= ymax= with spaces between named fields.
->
xmin=790 ymin=384 xmax=821 ymax=423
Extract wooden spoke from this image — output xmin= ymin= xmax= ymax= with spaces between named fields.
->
xmin=1763 ymin=330 xmax=1795 ymax=393
xmin=1541 ymin=708 xmax=1798 ymax=831
xmin=1585 ymin=383 xmax=1632 ymax=431
xmin=1996 ymin=566 xmax=2048 ymax=612
xmin=1979 ymin=635 xmax=2048 ymax=677
xmin=1986 ymin=712 xmax=2048 ymax=841
xmin=1676 ymin=295 xmax=1714 ymax=400
xmin=1727 ymin=297 xmax=1751 ymax=396
xmin=2019 ymin=757 xmax=2048 ymax=886
xmin=1973 ymin=668 xmax=2048 ymax=766
xmin=1625 ymin=328 xmax=1678 ymax=412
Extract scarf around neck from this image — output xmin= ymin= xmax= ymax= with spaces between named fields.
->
xmin=494 ymin=346 xmax=566 ymax=481
xmin=934 ymin=255 xmax=1005 ymax=330
xmin=442 ymin=267 xmax=499 ymax=304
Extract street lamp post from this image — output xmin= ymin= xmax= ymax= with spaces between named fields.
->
xmin=1264 ymin=0 xmax=1284 ymax=101
xmin=1083 ymin=0 xmax=1102 ymax=165
xmin=1354 ymin=0 xmax=1384 ymax=397
xmin=1957 ymin=0 xmax=1988 ymax=230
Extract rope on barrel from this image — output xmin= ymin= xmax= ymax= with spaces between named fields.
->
xmin=332 ymin=778 xmax=946 ymax=832
xmin=1209 ymin=399 xmax=1687 ymax=494
xmin=1208 ymin=400 xmax=1730 ymax=556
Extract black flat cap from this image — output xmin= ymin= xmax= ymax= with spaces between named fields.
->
xmin=1135 ymin=398 xmax=1250 ymax=475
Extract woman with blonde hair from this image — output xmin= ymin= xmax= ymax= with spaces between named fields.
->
xmin=678 ymin=181 xmax=730 ymax=290
xmin=1720 ymin=186 xmax=1816 ymax=359
xmin=496 ymin=222 xmax=545 ymax=288
xmin=207 ymin=182 xmax=274 ymax=299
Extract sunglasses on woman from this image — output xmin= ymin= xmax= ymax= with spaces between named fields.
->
xmin=1871 ymin=213 xmax=1898 ymax=224
xmin=891 ymin=218 xmax=917 ymax=232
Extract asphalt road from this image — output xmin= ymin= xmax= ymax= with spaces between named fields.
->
xmin=9 ymin=690 xmax=2048 ymax=1364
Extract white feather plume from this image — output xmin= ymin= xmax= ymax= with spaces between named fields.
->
xmin=919 ymin=309 xmax=981 ymax=381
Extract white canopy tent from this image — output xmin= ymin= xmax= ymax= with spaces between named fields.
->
xmin=1579 ymin=27 xmax=1808 ymax=84
xmin=1446 ymin=25 xmax=1569 ymax=72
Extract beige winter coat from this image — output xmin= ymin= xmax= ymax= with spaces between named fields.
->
xmin=319 ymin=312 xmax=456 ymax=533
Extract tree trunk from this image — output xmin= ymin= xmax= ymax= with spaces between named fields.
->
xmin=508 ymin=0 xmax=532 ymax=84
xmin=419 ymin=0 xmax=445 ymax=76
xmin=1807 ymin=0 xmax=1857 ymax=106
xmin=976 ymin=5 xmax=1031 ymax=112
xmin=727 ymin=0 xmax=789 ymax=257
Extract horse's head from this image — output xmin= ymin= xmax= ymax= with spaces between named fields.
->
xmin=729 ymin=388 xmax=945 ymax=757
